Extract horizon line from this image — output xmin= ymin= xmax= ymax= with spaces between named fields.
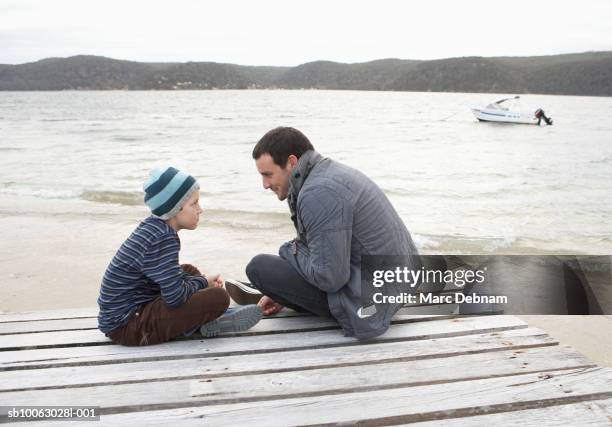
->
xmin=3 ymin=49 xmax=612 ymax=67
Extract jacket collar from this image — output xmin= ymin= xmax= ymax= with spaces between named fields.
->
xmin=287 ymin=150 xmax=324 ymax=229
xmin=288 ymin=150 xmax=324 ymax=198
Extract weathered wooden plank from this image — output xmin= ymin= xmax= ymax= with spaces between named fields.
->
xmin=399 ymin=304 xmax=459 ymax=315
xmin=0 ymin=306 xmax=452 ymax=335
xmin=0 ymin=345 xmax=594 ymax=412
xmin=0 ymin=310 xmax=449 ymax=337
xmin=0 ymin=313 xmax=472 ymax=350
xmin=0 ymin=316 xmax=527 ymax=370
xmin=0 ymin=305 xmax=308 ymax=324
xmin=37 ymin=367 xmax=612 ymax=425
xmin=0 ymin=312 xmax=315 ymax=335
xmin=0 ymin=327 xmax=556 ymax=392
xmin=0 ymin=307 xmax=99 ymax=323
xmin=409 ymin=398 xmax=612 ymax=426
xmin=0 ymin=268 xmax=469 ymax=326
xmin=0 ymin=318 xmax=99 ymax=335
xmin=0 ymin=316 xmax=338 ymax=349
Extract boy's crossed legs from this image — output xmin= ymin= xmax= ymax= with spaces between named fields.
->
xmin=108 ymin=287 xmax=230 ymax=346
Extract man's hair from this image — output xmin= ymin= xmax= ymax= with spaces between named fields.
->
xmin=252 ymin=127 xmax=315 ymax=167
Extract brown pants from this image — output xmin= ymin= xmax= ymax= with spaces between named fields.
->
xmin=107 ymin=287 xmax=230 ymax=346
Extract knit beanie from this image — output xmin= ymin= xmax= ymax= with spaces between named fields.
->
xmin=143 ymin=167 xmax=200 ymax=220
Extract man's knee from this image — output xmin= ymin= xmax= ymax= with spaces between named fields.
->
xmin=246 ymin=254 xmax=272 ymax=283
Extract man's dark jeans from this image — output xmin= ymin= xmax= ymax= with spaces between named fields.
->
xmin=246 ymin=254 xmax=333 ymax=318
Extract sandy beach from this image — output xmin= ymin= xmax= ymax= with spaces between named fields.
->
xmin=0 ymin=194 xmax=289 ymax=314
xmin=517 ymin=316 xmax=612 ymax=368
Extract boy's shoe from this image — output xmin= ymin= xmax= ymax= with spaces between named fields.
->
xmin=199 ymin=305 xmax=262 ymax=338
xmin=225 ymin=279 xmax=263 ymax=305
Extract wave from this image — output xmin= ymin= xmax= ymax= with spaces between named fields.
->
xmin=383 ymin=187 xmax=511 ymax=199
xmin=412 ymin=232 xmax=602 ymax=256
xmin=445 ymin=172 xmax=511 ymax=180
xmin=589 ymin=155 xmax=612 ymax=164
xmin=0 ymin=186 xmax=142 ymax=205
xmin=203 ymin=209 xmax=291 ymax=230
xmin=382 ymin=181 xmax=574 ymax=199
xmin=79 ymin=189 xmax=291 ymax=229
xmin=81 ymin=190 xmax=143 ymax=206
xmin=383 ymin=188 xmax=427 ymax=198
xmin=0 ymin=183 xmax=79 ymax=199
xmin=40 ymin=118 xmax=77 ymax=122
xmin=414 ymin=232 xmax=519 ymax=254
xmin=79 ymin=188 xmax=246 ymax=205
xmin=112 ymin=136 xmax=143 ymax=142
xmin=2 ymin=185 xmax=291 ymax=229
xmin=2 ymin=182 xmax=605 ymax=252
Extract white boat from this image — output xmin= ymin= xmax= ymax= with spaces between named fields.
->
xmin=471 ymin=96 xmax=553 ymax=125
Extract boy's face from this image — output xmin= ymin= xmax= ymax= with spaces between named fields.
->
xmin=173 ymin=191 xmax=202 ymax=230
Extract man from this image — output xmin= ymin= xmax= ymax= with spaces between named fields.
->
xmin=244 ymin=127 xmax=419 ymax=340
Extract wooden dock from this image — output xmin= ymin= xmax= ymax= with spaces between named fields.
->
xmin=1 ymin=307 xmax=611 ymax=425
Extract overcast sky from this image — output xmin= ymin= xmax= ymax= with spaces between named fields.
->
xmin=2 ymin=0 xmax=612 ymax=66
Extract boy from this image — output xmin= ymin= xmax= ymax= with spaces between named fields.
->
xmin=97 ymin=166 xmax=262 ymax=346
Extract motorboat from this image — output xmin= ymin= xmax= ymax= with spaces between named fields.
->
xmin=471 ymin=96 xmax=553 ymax=125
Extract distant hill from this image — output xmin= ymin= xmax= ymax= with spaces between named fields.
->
xmin=131 ymin=62 xmax=252 ymax=90
xmin=389 ymin=57 xmax=522 ymax=93
xmin=275 ymin=59 xmax=419 ymax=90
xmin=0 ymin=56 xmax=156 ymax=90
xmin=1 ymin=52 xmax=611 ymax=95
xmin=233 ymin=65 xmax=291 ymax=87
xmin=388 ymin=52 xmax=612 ymax=96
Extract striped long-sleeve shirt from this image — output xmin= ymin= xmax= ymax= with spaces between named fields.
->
xmin=97 ymin=216 xmax=207 ymax=334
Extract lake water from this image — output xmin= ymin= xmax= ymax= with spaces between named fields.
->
xmin=1 ymin=90 xmax=612 ymax=258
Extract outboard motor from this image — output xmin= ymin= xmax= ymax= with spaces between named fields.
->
xmin=535 ymin=108 xmax=553 ymax=125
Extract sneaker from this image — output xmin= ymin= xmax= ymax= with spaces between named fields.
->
xmin=225 ymin=279 xmax=263 ymax=305
xmin=199 ymin=305 xmax=262 ymax=338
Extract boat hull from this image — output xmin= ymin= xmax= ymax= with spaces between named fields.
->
xmin=472 ymin=108 xmax=538 ymax=125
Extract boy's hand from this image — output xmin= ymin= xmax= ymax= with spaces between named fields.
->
xmin=180 ymin=263 xmax=201 ymax=276
xmin=206 ymin=273 xmax=223 ymax=288
xmin=258 ymin=295 xmax=284 ymax=316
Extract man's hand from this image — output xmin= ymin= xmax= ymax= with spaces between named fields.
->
xmin=206 ymin=273 xmax=224 ymax=288
xmin=180 ymin=263 xmax=201 ymax=276
xmin=257 ymin=295 xmax=284 ymax=316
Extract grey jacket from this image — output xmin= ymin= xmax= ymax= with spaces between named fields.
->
xmin=279 ymin=150 xmax=419 ymax=339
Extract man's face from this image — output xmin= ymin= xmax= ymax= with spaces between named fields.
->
xmin=255 ymin=153 xmax=296 ymax=201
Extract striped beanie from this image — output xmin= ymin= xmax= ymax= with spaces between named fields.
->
xmin=143 ymin=167 xmax=200 ymax=220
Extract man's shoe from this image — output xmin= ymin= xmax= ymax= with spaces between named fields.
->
xmin=225 ymin=279 xmax=263 ymax=305
xmin=200 ymin=305 xmax=262 ymax=338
